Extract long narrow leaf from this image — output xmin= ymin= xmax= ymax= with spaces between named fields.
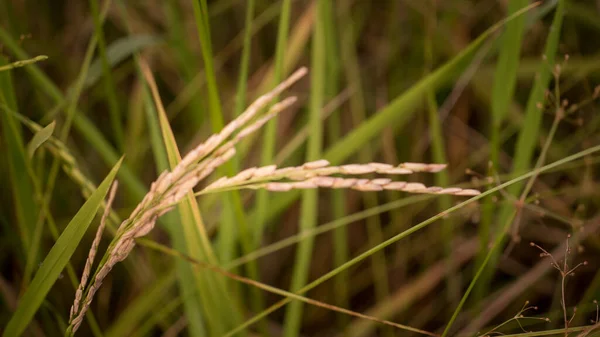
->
xmin=282 ymin=1 xmax=325 ymax=335
xmin=476 ymin=0 xmax=566 ymax=319
xmin=137 ymin=63 xmax=208 ymax=336
xmin=27 ymin=121 xmax=55 ymax=158
xmin=3 ymin=158 xmax=123 ymax=337
xmin=247 ymin=3 xmax=540 ymax=227
xmin=141 ymin=61 xmax=243 ymax=335
xmin=477 ymin=0 xmax=529 ymax=305
xmin=0 ymin=57 xmax=38 ymax=252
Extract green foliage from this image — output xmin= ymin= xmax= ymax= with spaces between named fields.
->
xmin=3 ymin=159 xmax=122 ymax=337
xmin=2 ymin=1 xmax=600 ymax=336
xmin=27 ymin=120 xmax=55 ymax=158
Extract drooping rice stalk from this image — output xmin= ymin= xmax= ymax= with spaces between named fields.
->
xmin=66 ymin=66 xmax=478 ymax=335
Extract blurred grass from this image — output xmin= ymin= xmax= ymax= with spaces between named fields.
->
xmin=2 ymin=1 xmax=600 ymax=336
xmin=423 ymin=0 xmax=456 ymax=308
xmin=89 ymin=0 xmax=123 ymax=151
xmin=483 ymin=0 xmax=566 ymax=306
xmin=321 ymin=0 xmax=350 ymax=331
xmin=477 ymin=0 xmax=529 ymax=306
xmin=338 ymin=2 xmax=391 ymax=335
xmin=0 ymin=56 xmax=37 ymax=254
xmin=254 ymin=0 xmax=292 ymax=250
xmin=282 ymin=1 xmax=324 ymax=335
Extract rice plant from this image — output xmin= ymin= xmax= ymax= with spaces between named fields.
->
xmin=2 ymin=1 xmax=600 ymax=336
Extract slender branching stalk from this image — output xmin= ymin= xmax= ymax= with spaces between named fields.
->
xmin=530 ymin=236 xmax=588 ymax=337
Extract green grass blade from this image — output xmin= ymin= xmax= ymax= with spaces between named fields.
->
xmin=447 ymin=4 xmax=566 ymax=330
xmin=142 ymin=61 xmax=246 ymax=335
xmin=423 ymin=6 xmax=456 ymax=307
xmin=0 ymin=58 xmax=38 ymax=252
xmin=191 ymin=0 xmax=249 ymax=276
xmin=164 ymin=0 xmax=205 ymax=128
xmin=247 ymin=3 xmax=539 ymax=228
xmin=321 ymin=0 xmax=350 ymax=329
xmin=2 ymin=104 xmax=107 ymax=337
xmin=105 ymin=270 xmax=177 ymax=337
xmin=27 ymin=120 xmax=55 ymax=159
xmin=484 ymin=0 xmax=566 ymax=297
xmin=477 ymin=0 xmax=529 ymax=305
xmin=139 ymin=64 xmax=208 ymax=336
xmin=89 ymin=0 xmax=123 ymax=151
xmin=189 ymin=4 xmax=255 ymax=333
xmin=230 ymin=1 xmax=269 ymax=333
xmin=144 ymin=64 xmax=217 ymax=264
xmin=260 ymin=0 xmax=292 ymax=161
xmin=282 ymin=1 xmax=325 ymax=335
xmin=3 ymin=157 xmax=123 ymax=337
xmin=233 ymin=0 xmax=256 ymax=119
xmin=226 ymin=143 xmax=600 ymax=336
xmin=338 ymin=3 xmax=391 ymax=335
xmin=0 ymin=60 xmax=47 ymax=292
xmin=191 ymin=0 xmax=224 ymax=132
xmin=490 ymin=0 xmax=529 ymax=164
xmin=507 ymin=1 xmax=565 ymax=194
xmin=254 ymin=0 xmax=293 ymax=243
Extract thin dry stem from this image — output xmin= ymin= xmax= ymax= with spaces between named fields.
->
xmin=478 ymin=301 xmax=549 ymax=337
xmin=530 ymin=235 xmax=588 ymax=337
xmin=142 ymin=239 xmax=440 ymax=337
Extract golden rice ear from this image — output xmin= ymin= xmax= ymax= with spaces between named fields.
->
xmin=175 ymin=67 xmax=307 ymax=176
xmin=200 ymin=161 xmax=479 ymax=196
xmin=260 ymin=178 xmax=480 ymax=195
xmin=67 ymin=68 xmax=307 ymax=335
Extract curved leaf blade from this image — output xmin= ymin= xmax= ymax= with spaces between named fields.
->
xmin=3 ymin=157 xmax=123 ymax=337
xmin=27 ymin=120 xmax=55 ymax=158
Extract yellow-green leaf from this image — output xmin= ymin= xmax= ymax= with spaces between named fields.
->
xmin=3 ymin=157 xmax=123 ymax=337
xmin=27 ymin=120 xmax=55 ymax=158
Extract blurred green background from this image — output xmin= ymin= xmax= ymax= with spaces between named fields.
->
xmin=2 ymin=0 xmax=600 ymax=336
